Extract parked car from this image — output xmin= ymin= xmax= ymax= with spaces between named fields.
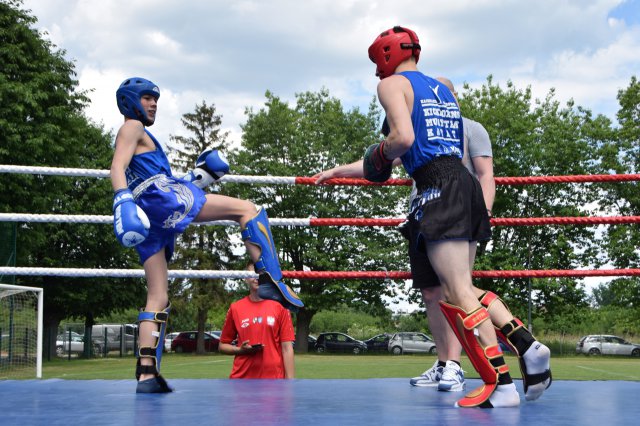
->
xmin=364 ymin=333 xmax=392 ymax=353
xmin=315 ymin=332 xmax=367 ymax=354
xmin=171 ymin=331 xmax=220 ymax=353
xmin=91 ymin=324 xmax=136 ymax=353
xmin=576 ymin=335 xmax=640 ymax=356
xmin=164 ymin=332 xmax=180 ymax=352
xmin=56 ymin=333 xmax=103 ymax=357
xmin=291 ymin=335 xmax=317 ymax=351
xmin=307 ymin=335 xmax=317 ymax=352
xmin=388 ymin=332 xmax=437 ymax=355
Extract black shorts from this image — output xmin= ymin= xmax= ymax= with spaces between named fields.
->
xmin=407 ymin=156 xmax=491 ymax=289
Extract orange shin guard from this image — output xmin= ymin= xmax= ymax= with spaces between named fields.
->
xmin=440 ymin=301 xmax=510 ymax=408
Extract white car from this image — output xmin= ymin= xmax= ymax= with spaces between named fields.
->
xmin=56 ymin=332 xmax=103 ymax=357
xmin=576 ymin=335 xmax=640 ymax=356
xmin=164 ymin=332 xmax=180 ymax=352
xmin=388 ymin=332 xmax=437 ymax=355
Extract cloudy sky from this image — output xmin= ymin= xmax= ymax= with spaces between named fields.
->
xmin=18 ymin=0 xmax=639 ymax=308
xmin=21 ymin=0 xmax=640 ymax=151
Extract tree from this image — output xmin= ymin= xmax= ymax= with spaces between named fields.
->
xmin=457 ymin=77 xmax=611 ymax=322
xmin=168 ymin=101 xmax=237 ymax=354
xmin=226 ymin=90 xmax=408 ymax=352
xmin=597 ymin=76 xmax=640 ymax=303
xmin=0 ymin=0 xmax=144 ymax=358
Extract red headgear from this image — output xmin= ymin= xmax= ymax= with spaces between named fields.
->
xmin=368 ymin=26 xmax=421 ymax=80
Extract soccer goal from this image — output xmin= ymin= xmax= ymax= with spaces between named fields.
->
xmin=0 ymin=284 xmax=43 ymax=379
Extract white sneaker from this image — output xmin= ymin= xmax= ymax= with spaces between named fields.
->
xmin=409 ymin=360 xmax=443 ymax=387
xmin=437 ymin=360 xmax=465 ymax=392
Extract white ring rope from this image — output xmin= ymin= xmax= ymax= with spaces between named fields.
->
xmin=0 ymin=267 xmax=257 ymax=279
xmin=0 ymin=165 xmax=296 ymax=185
xmin=0 ymin=213 xmax=312 ymax=227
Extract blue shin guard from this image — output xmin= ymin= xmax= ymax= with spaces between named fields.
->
xmin=241 ymin=208 xmax=303 ymax=312
xmin=136 ymin=304 xmax=172 ymax=393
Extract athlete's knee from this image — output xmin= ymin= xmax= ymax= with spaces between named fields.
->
xmin=238 ymin=200 xmax=259 ymax=225
xmin=421 ymin=286 xmax=442 ymax=303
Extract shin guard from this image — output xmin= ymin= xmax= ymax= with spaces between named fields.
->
xmin=241 ymin=208 xmax=303 ymax=311
xmin=479 ymin=291 xmax=552 ymax=400
xmin=440 ymin=301 xmax=510 ymax=408
xmin=136 ymin=303 xmax=172 ymax=393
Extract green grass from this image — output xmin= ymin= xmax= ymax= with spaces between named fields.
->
xmin=39 ymin=353 xmax=640 ymax=381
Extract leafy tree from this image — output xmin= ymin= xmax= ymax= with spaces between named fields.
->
xmin=592 ymin=278 xmax=640 ymax=308
xmin=0 ymin=0 xmax=144 ymax=358
xmin=225 ymin=90 xmax=408 ymax=352
xmin=457 ymin=77 xmax=611 ymax=322
xmin=168 ymin=101 xmax=237 ymax=354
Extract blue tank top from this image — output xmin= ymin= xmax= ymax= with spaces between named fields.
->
xmin=126 ymin=130 xmax=172 ymax=191
xmin=398 ymin=71 xmax=463 ymax=175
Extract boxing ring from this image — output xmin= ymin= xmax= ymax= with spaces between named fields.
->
xmin=1 ymin=165 xmax=640 ymax=425
xmin=1 ymin=378 xmax=639 ymax=426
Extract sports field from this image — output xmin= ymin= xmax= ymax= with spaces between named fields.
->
xmin=40 ymin=353 xmax=640 ymax=381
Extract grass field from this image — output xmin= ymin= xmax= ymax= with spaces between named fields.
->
xmin=39 ymin=353 xmax=640 ymax=381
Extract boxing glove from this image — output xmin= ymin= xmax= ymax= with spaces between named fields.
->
xmin=363 ymin=141 xmax=393 ymax=182
xmin=182 ymin=149 xmax=230 ymax=189
xmin=113 ymin=188 xmax=150 ymax=247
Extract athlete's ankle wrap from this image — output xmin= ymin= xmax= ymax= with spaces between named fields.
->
xmin=136 ymin=303 xmax=170 ymax=381
xmin=439 ymin=301 xmax=510 ymax=408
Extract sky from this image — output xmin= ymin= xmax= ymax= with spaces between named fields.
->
xmin=20 ymin=0 xmax=640 ymax=150
xmin=18 ymin=0 xmax=640 ymax=311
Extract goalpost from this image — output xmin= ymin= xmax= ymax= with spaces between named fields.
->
xmin=0 ymin=284 xmax=43 ymax=379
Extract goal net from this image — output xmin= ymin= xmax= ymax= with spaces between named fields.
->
xmin=0 ymin=284 xmax=43 ymax=379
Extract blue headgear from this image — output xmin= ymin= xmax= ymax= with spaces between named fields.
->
xmin=116 ymin=77 xmax=160 ymax=126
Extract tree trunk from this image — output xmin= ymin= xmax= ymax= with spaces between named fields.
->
xmin=196 ymin=306 xmax=207 ymax=354
xmin=294 ymin=308 xmax=315 ymax=354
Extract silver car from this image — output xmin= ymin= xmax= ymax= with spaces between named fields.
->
xmin=576 ymin=335 xmax=640 ymax=356
xmin=388 ymin=332 xmax=437 ymax=355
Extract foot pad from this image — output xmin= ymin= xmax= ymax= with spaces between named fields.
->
xmin=521 ymin=343 xmax=552 ymax=401
xmin=136 ymin=376 xmax=173 ymax=393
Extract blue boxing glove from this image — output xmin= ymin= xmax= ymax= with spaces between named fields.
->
xmin=363 ymin=141 xmax=393 ymax=182
xmin=182 ymin=149 xmax=230 ymax=189
xmin=113 ymin=189 xmax=150 ymax=247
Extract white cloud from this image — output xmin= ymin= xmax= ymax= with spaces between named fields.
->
xmin=21 ymin=0 xmax=639 ymax=170
xmin=17 ymin=0 xmax=638 ymax=302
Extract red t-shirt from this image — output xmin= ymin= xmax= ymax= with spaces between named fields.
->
xmin=220 ymin=296 xmax=295 ymax=379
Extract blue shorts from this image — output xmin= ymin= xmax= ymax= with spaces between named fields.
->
xmin=132 ymin=174 xmax=207 ymax=265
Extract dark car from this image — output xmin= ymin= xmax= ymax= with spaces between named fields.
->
xmin=171 ymin=331 xmax=219 ymax=353
xmin=315 ymin=332 xmax=367 ymax=354
xmin=364 ymin=333 xmax=392 ymax=353
xmin=292 ymin=335 xmax=317 ymax=352
xmin=307 ymin=335 xmax=317 ymax=352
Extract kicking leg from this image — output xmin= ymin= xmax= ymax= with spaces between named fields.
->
xmin=195 ymin=195 xmax=303 ymax=312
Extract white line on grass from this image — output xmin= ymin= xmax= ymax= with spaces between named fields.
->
xmin=576 ymin=365 xmax=640 ymax=380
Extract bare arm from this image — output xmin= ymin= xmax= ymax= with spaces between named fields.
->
xmin=281 ymin=341 xmax=295 ymax=379
xmin=110 ymin=120 xmax=145 ymax=191
xmin=313 ymin=158 xmax=403 ymax=185
xmin=472 ymin=156 xmax=495 ymax=213
xmin=377 ymin=76 xmax=415 ymax=159
xmin=218 ymin=340 xmax=261 ymax=356
xmin=313 ymin=160 xmax=364 ymax=184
